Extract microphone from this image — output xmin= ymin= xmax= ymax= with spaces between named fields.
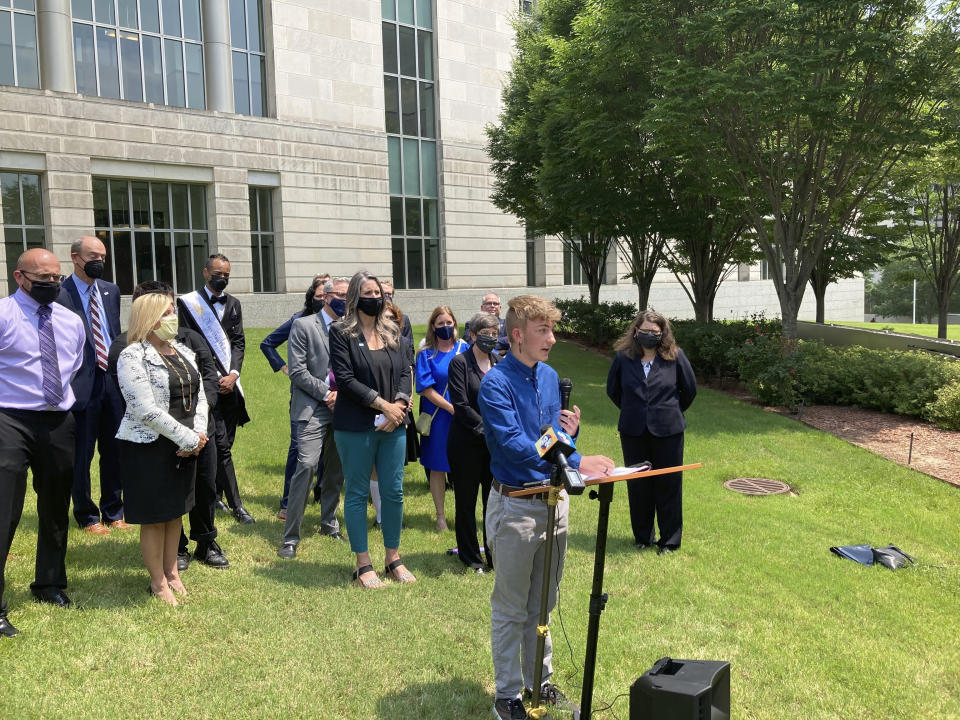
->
xmin=559 ymin=378 xmax=572 ymax=411
xmin=536 ymin=424 xmax=585 ymax=495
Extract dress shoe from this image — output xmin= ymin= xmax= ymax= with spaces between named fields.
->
xmin=82 ymin=522 xmax=110 ymax=536
xmin=31 ymin=588 xmax=72 ymax=607
xmin=177 ymin=551 xmax=191 ymax=572
xmin=276 ymin=508 xmax=287 ymax=521
xmin=233 ymin=506 xmax=255 ymax=524
xmin=107 ymin=519 xmax=133 ymax=530
xmin=318 ymin=529 xmax=346 ymax=542
xmin=277 ymin=542 xmax=297 ymax=559
xmin=0 ymin=615 xmax=19 ymax=638
xmin=657 ymin=546 xmax=676 ymax=555
xmin=214 ymin=499 xmax=229 ymax=513
xmin=194 ymin=541 xmax=230 ymax=569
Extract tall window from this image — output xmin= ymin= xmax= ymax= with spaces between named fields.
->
xmin=526 ymin=237 xmax=536 ymax=286
xmin=0 ymin=0 xmax=39 ymax=89
xmin=519 ymin=0 xmax=535 ymax=14
xmin=92 ymin=177 xmax=208 ymax=294
xmin=383 ymin=0 xmax=440 ymax=289
xmin=230 ymin=0 xmax=266 ymax=116
xmin=1 ymin=171 xmax=44 ymax=294
xmin=563 ymin=241 xmax=583 ymax=285
xmin=249 ymin=186 xmax=276 ymax=292
xmin=72 ymin=0 xmax=205 ymax=108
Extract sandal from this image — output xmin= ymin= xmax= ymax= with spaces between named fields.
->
xmin=385 ymin=559 xmax=416 ymax=584
xmin=352 ymin=564 xmax=385 ymax=589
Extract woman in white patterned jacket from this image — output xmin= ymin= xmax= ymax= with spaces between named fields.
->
xmin=116 ymin=293 xmax=208 ymax=606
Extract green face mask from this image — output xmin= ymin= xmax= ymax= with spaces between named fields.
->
xmin=154 ymin=314 xmax=179 ymax=341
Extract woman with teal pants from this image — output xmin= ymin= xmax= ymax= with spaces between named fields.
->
xmin=329 ymin=271 xmax=415 ymax=589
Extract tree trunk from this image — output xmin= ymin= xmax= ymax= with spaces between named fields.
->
xmin=635 ymin=282 xmax=650 ymax=313
xmin=937 ymin=292 xmax=949 ymax=339
xmin=779 ymin=291 xmax=802 ymax=339
xmin=588 ymin=279 xmax=601 ymax=306
xmin=814 ymin=284 xmax=827 ymax=324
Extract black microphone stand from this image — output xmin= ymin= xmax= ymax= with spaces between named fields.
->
xmin=579 ymin=480 xmax=614 ymax=720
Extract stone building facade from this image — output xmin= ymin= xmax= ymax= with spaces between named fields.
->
xmin=0 ymin=0 xmax=863 ymax=325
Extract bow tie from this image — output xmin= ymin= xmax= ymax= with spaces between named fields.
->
xmin=211 ymin=295 xmax=227 ymax=305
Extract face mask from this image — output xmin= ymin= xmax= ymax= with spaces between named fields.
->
xmin=83 ymin=259 xmax=104 ymax=279
xmin=357 ymin=296 xmax=383 ymax=317
xmin=328 ymin=297 xmax=346 ymax=317
xmin=435 ymin=325 xmax=455 ymax=341
xmin=208 ymin=275 xmax=228 ymax=293
xmin=475 ymin=334 xmax=497 ymax=353
xmin=154 ymin=315 xmax=179 ymax=341
xmin=383 ymin=294 xmax=393 ymax=303
xmin=311 ymin=298 xmax=325 ymax=315
xmin=635 ymin=331 xmax=661 ymax=350
xmin=26 ymin=279 xmax=61 ymax=306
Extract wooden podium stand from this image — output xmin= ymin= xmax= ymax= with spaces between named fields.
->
xmin=508 ymin=463 xmax=703 ymax=720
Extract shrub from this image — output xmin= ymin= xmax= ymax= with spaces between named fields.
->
xmin=727 ymin=332 xmax=801 ymax=407
xmin=553 ymin=297 xmax=637 ymax=348
xmin=926 ymin=381 xmax=960 ymax=430
xmin=673 ymin=314 xmax=782 ymax=380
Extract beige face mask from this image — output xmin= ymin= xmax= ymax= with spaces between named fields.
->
xmin=154 ymin=315 xmax=179 ymax=341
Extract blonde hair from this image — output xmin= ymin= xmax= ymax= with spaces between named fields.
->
xmin=339 ymin=270 xmax=400 ymax=349
xmin=504 ymin=295 xmax=561 ymax=344
xmin=420 ymin=305 xmax=458 ymax=354
xmin=613 ymin=310 xmax=678 ymax=361
xmin=127 ymin=293 xmax=174 ymax=343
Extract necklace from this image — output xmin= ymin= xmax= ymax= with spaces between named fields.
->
xmin=160 ymin=349 xmax=194 ymax=413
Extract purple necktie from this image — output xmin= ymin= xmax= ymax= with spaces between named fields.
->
xmin=37 ymin=305 xmax=63 ymax=407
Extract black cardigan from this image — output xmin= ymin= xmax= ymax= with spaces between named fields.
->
xmin=447 ymin=347 xmax=499 ymax=444
xmin=606 ymin=348 xmax=697 ymax=437
xmin=329 ymin=323 xmax=412 ymax=432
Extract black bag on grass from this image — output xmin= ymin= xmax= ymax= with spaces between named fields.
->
xmin=872 ymin=545 xmax=915 ymax=570
xmin=829 ymin=544 xmax=874 ymax=565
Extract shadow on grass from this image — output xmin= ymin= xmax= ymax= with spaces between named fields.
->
xmin=252 ymin=557 xmax=361 ymax=590
xmin=375 ymin=678 xmax=490 ymax=720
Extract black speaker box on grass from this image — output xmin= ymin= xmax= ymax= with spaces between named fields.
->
xmin=631 ymin=657 xmax=730 ymax=720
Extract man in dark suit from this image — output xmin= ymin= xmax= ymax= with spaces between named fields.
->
xmin=107 ymin=281 xmax=230 ymax=569
xmin=177 ymin=254 xmax=254 ymax=524
xmin=55 ymin=235 xmax=128 ymax=536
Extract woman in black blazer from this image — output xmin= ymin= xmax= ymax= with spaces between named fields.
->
xmin=446 ymin=313 xmax=500 ymax=573
xmin=607 ymin=310 xmax=696 ymax=554
xmin=329 ymin=271 xmax=414 ymax=589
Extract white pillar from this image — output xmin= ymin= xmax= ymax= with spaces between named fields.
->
xmin=202 ymin=0 xmax=234 ymax=113
xmin=37 ymin=0 xmax=75 ymax=93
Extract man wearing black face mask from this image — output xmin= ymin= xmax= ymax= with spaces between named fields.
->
xmin=0 ymin=249 xmax=85 ymax=637
xmin=277 ymin=277 xmax=348 ymax=558
xmin=178 ymin=254 xmax=254 ymax=524
xmin=56 ymin=236 xmax=126 ymax=536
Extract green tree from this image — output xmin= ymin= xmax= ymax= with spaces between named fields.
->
xmin=887 ymin=152 xmax=960 ymax=337
xmin=866 ymin=258 xmax=940 ymax=322
xmin=652 ymin=0 xmax=959 ymax=337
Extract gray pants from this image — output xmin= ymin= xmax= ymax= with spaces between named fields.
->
xmin=282 ymin=414 xmax=343 ymax=545
xmin=486 ymin=488 xmax=569 ymax=700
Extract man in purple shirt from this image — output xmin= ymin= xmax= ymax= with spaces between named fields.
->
xmin=0 ymin=249 xmax=85 ymax=638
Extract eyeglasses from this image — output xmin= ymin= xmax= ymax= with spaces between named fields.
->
xmin=477 ymin=330 xmax=499 ymax=338
xmin=482 ymin=301 xmax=501 ymax=308
xmin=636 ymin=330 xmax=661 ymax=338
xmin=20 ymin=270 xmax=65 ymax=283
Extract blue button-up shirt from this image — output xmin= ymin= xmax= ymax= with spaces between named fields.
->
xmin=478 ymin=351 xmax=581 ymax=488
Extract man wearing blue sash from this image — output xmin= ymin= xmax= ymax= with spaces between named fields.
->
xmin=178 ymin=254 xmax=254 ymax=524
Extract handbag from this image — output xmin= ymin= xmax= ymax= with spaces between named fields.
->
xmin=416 ymin=379 xmax=448 ymax=437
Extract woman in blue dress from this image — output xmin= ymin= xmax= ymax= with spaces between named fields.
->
xmin=416 ymin=305 xmax=468 ymax=531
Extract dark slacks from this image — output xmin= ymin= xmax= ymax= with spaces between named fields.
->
xmin=0 ymin=408 xmax=75 ymax=611
xmin=620 ymin=430 xmax=685 ymax=549
xmin=448 ymin=432 xmax=493 ymax=569
xmin=180 ymin=418 xmax=218 ymax=553
xmin=213 ymin=390 xmax=243 ymax=509
xmin=71 ymin=371 xmax=124 ymax=527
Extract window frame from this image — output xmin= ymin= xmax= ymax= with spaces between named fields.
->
xmin=249 ymin=185 xmax=277 ymax=293
xmin=229 ymin=0 xmax=267 ymax=116
xmin=0 ymin=1 xmax=40 ymax=89
xmin=71 ymin=0 xmax=205 ymax=108
xmin=1 ymin=169 xmax=46 ymax=295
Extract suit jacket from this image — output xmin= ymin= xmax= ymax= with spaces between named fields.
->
xmin=448 ymin=347 xmax=499 ymax=443
xmin=329 ymin=323 xmax=412 ymax=432
xmin=56 ymin=275 xmax=122 ymax=410
xmin=177 ymin=288 xmax=249 ymax=424
xmin=115 ymin=339 xmax=209 ymax=450
xmin=288 ymin=311 xmax=334 ymax=423
xmin=606 ymin=348 xmax=697 ymax=437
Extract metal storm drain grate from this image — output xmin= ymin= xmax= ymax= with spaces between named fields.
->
xmin=724 ymin=478 xmax=791 ymax=496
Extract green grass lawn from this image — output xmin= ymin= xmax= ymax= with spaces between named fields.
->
xmin=834 ymin=320 xmax=960 ymax=341
xmin=2 ymin=330 xmax=959 ymax=719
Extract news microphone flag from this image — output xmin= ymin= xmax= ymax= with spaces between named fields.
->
xmin=536 ymin=426 xmax=575 ymax=459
